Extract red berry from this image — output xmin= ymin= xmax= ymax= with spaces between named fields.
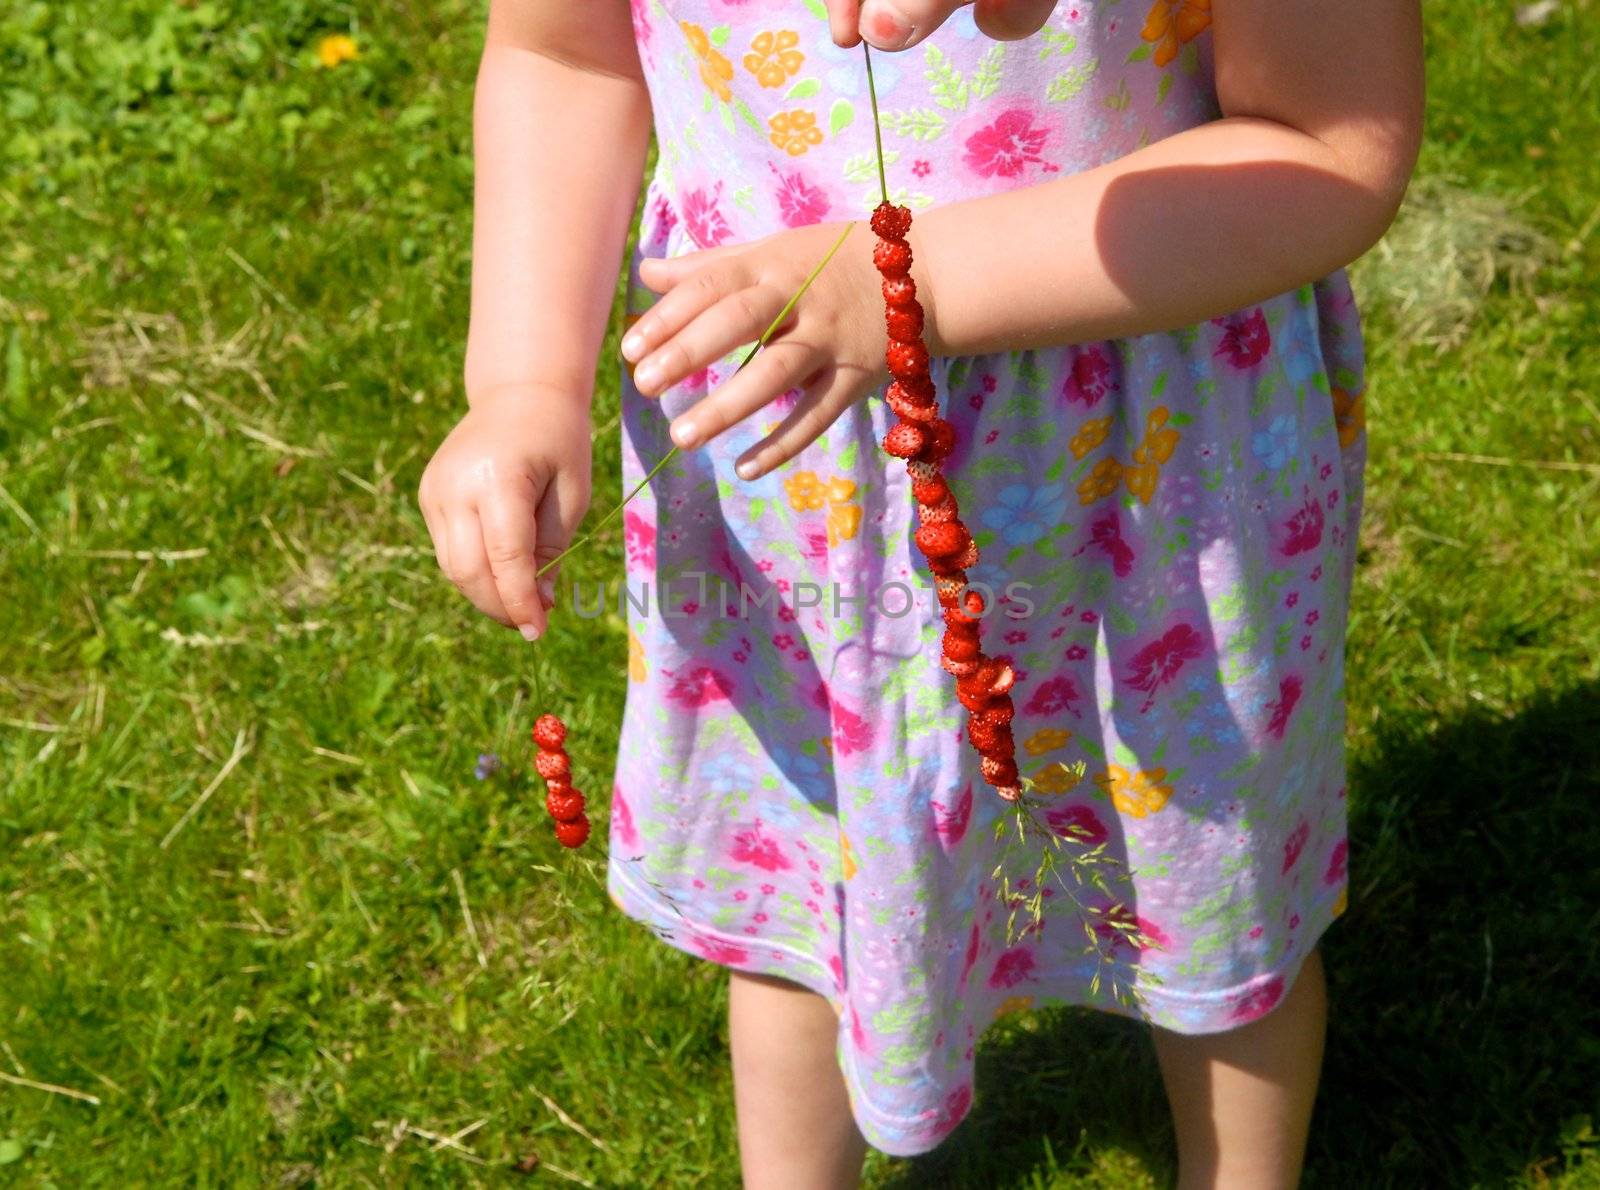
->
xmin=917 ymin=418 xmax=955 ymax=463
xmin=882 ymin=276 xmax=918 ymax=307
xmin=919 ymin=494 xmax=958 ymax=525
xmin=873 ymin=238 xmax=913 ymax=276
xmin=927 ymin=553 xmax=969 ymax=578
xmin=886 ymin=340 xmax=930 ymax=382
xmin=911 ymin=474 xmax=949 ymax=506
xmin=882 ymin=420 xmax=926 ymax=459
xmin=934 ymin=575 xmax=966 ymax=605
xmin=957 ymin=683 xmax=994 ymax=712
xmin=532 ymin=714 xmax=566 ymax=751
xmin=941 ymin=654 xmax=980 ymax=678
xmin=886 ymin=304 xmax=925 ymax=342
xmin=886 ymin=384 xmax=937 ymax=424
xmin=981 ymin=756 xmax=1020 ymax=788
xmin=952 ymin=538 xmax=980 ymax=570
xmin=534 ymin=750 xmax=571 ymax=782
xmin=972 ymin=694 xmax=1016 ymax=727
xmin=546 ymin=787 xmax=587 ymax=822
xmin=967 ymin=718 xmax=1004 ymax=753
xmin=906 ymin=459 xmax=942 ymax=483
xmin=554 ymin=815 xmax=590 ymax=849
xmin=870 ymin=202 xmax=914 ymax=240
xmin=915 ymin=522 xmax=967 ymax=558
xmin=996 ymin=784 xmax=1024 ymax=803
xmin=943 ymin=630 xmax=981 ymax=663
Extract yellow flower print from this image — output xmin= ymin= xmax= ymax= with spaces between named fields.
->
xmin=1078 ymin=456 xmax=1124 ymax=505
xmin=628 ymin=626 xmax=647 ymax=682
xmin=744 ymin=29 xmax=804 ymax=88
xmin=825 ymin=477 xmax=857 ymax=504
xmin=1140 ymin=0 xmax=1212 ymax=68
xmin=681 ymin=21 xmax=734 ymax=103
xmin=1030 ymin=761 xmax=1085 ymax=795
xmin=996 ymin=995 xmax=1034 ymax=1017
xmin=769 ymin=109 xmax=823 ymax=157
xmin=1331 ymin=384 xmax=1366 ymax=449
xmin=1024 ymin=727 xmax=1072 ymax=757
xmin=1097 ymin=764 xmax=1174 ymax=818
xmin=827 ymin=503 xmax=862 ymax=547
xmin=1125 ymin=406 xmax=1181 ymax=505
xmin=841 ymin=832 xmax=859 ymax=880
xmin=785 ymin=470 xmax=827 ymax=511
xmin=316 ymin=33 xmax=358 ymax=68
xmin=1069 ymin=415 xmax=1113 ymax=460
xmin=1332 ymin=886 xmax=1349 ymax=919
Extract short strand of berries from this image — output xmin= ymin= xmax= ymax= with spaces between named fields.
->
xmin=533 ymin=713 xmax=590 ymax=848
xmin=870 ymin=200 xmax=1022 ymax=802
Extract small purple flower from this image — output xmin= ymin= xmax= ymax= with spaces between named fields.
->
xmin=474 ymin=752 xmax=501 ymax=781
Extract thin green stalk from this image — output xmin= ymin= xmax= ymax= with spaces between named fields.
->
xmin=536 ymin=219 xmax=858 ymax=582
xmin=863 ymin=45 xmax=889 ymax=206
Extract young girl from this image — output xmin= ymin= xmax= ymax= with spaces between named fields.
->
xmin=419 ymin=1 xmax=1422 ymax=1184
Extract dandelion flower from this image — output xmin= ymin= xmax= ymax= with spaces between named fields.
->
xmin=317 ymin=34 xmax=359 ymax=68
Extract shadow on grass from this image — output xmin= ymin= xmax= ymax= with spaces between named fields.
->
xmin=876 ymin=680 xmax=1600 ymax=1188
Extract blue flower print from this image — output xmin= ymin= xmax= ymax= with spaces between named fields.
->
xmin=1252 ymin=415 xmax=1298 ymax=471
xmin=1280 ymin=312 xmax=1323 ymax=387
xmin=980 ymin=483 xmax=1069 ymax=548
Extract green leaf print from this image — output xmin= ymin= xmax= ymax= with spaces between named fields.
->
xmin=1126 ymin=42 xmax=1152 ymax=63
xmin=1180 ymin=41 xmax=1201 ymax=75
xmin=1038 ymin=30 xmax=1078 ymax=60
xmin=1156 ymin=73 xmax=1174 ymax=105
xmin=734 ymin=99 xmax=763 ymax=134
xmin=709 ymin=24 xmax=730 ymax=46
xmin=1112 ymin=740 xmax=1139 ymax=767
xmin=837 ymin=438 xmax=858 ymax=470
xmin=1046 ymin=59 xmax=1100 ymax=103
xmin=732 ymin=184 xmax=755 ymax=212
xmin=881 ymin=108 xmax=947 ymax=141
xmin=844 ymin=149 xmax=901 ymax=183
xmin=1044 ymin=454 xmax=1068 ymax=482
xmin=1108 ymin=605 xmax=1138 ymax=636
xmin=785 ymin=78 xmax=821 ymax=100
xmin=718 ymin=103 xmax=735 ymax=134
xmin=747 ymin=496 xmax=767 ymax=523
xmin=829 ymin=98 xmax=855 ymax=136
xmin=924 ymin=44 xmax=969 ymax=111
xmin=802 ymin=0 xmax=828 ymax=18
xmin=971 ymin=44 xmax=1005 ymax=101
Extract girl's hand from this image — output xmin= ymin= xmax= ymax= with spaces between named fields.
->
xmin=825 ymin=0 xmax=1058 ymax=51
xmin=622 ymin=221 xmax=887 ymax=481
xmin=418 ymin=386 xmax=593 ymax=640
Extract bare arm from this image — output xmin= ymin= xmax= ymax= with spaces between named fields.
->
xmin=464 ymin=2 xmax=651 ymax=404
xmin=913 ymin=0 xmax=1424 ymax=355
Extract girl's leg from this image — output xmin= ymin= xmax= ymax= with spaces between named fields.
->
xmin=728 ymin=970 xmax=868 ymax=1189
xmin=1150 ymin=943 xmax=1328 ymax=1190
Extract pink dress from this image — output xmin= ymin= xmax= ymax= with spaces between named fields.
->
xmin=606 ymin=0 xmax=1363 ymax=1155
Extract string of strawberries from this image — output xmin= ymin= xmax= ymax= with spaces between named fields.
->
xmin=870 ymin=200 xmax=1021 ymax=801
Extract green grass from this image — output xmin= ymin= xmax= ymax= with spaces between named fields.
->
xmin=2 ymin=0 xmax=1597 ymax=1184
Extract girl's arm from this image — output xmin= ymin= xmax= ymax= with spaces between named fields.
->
xmin=912 ymin=0 xmax=1424 ymax=356
xmin=420 ymin=1 xmax=649 ymax=640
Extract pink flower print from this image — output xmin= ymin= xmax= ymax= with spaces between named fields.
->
xmin=964 ymin=108 xmax=1055 ymax=178
xmin=1228 ymin=975 xmax=1286 ymax=1024
xmin=1004 ymin=629 xmax=1028 ymax=645
xmin=1046 ymin=803 xmax=1108 ymax=846
xmin=612 ymin=782 xmax=639 ymax=849
xmin=1124 ymin=623 xmax=1207 ymax=712
xmin=1280 ymin=490 xmax=1325 ymax=556
xmin=1061 ymin=345 xmax=1117 ymax=408
xmin=932 ymin=782 xmax=974 ymax=848
xmin=912 ymin=159 xmax=932 ymax=178
xmin=1324 ymin=838 xmax=1348 ymax=884
xmin=828 ymin=954 xmax=845 ymax=988
xmin=988 ymin=945 xmax=1037 ymax=988
xmin=693 ymin=936 xmax=750 ymax=965
xmin=666 ymin=665 xmax=733 ymax=708
xmin=646 ymin=193 xmax=676 ymax=245
xmin=1265 ymin=674 xmax=1303 ymax=739
xmin=771 ymin=166 xmax=831 ymax=228
xmin=1065 ymin=643 xmax=1088 ymax=661
xmin=730 ymin=819 xmax=792 ymax=872
xmin=1282 ymin=819 xmax=1310 ymax=873
xmin=682 ymin=185 xmax=732 ymax=249
xmin=1212 ymin=308 xmax=1271 ymax=369
xmin=802 ymin=529 xmax=829 ymax=561
xmin=850 ymin=1004 xmax=870 ymax=1051
xmin=1075 ymin=508 xmax=1136 ymax=577
xmin=940 ymin=1083 xmax=973 ymax=1131
xmin=1023 ymin=675 xmax=1084 ymax=718
xmin=832 ymin=702 xmax=873 ymax=755
xmin=960 ymin=921 xmax=981 ymax=984
xmin=623 ymin=510 xmax=656 ymax=570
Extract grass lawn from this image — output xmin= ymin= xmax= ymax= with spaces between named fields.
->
xmin=2 ymin=0 xmax=1597 ymax=1184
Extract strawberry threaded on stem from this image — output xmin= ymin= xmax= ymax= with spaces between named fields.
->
xmin=532 ymin=714 xmax=590 ymax=847
xmin=870 ymin=200 xmax=1022 ymax=801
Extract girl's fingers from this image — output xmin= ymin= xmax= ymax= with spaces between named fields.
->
xmin=636 ymin=243 xmax=745 ymax=294
xmin=669 ymin=337 xmax=820 ymax=451
xmin=418 ymin=493 xmax=449 ymax=576
xmin=825 ymin=0 xmax=863 ymax=46
xmin=478 ymin=482 xmax=549 ymax=641
xmin=445 ymin=511 xmax=514 ymax=627
xmin=973 ymin=0 xmax=1057 ymax=40
xmin=624 ymin=263 xmax=750 ymax=381
xmin=634 ymin=285 xmax=780 ymax=399
xmin=734 ymin=364 xmax=871 ymax=480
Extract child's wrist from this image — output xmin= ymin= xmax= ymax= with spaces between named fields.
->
xmin=465 ymin=377 xmax=595 ymax=416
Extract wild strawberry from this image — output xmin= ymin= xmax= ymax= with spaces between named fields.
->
xmin=957 ymin=683 xmax=994 ymax=712
xmin=886 ymin=385 xmax=937 ymax=424
xmin=934 ymin=575 xmax=966 ymax=605
xmin=532 ymin=714 xmax=566 ymax=751
xmin=971 ymin=694 xmax=1015 ymax=726
xmin=882 ymin=420 xmax=925 ymax=458
xmin=918 ymin=494 xmax=958 ymax=525
xmin=927 ymin=553 xmax=969 ymax=578
xmin=870 ymin=202 xmax=913 ymax=241
xmin=917 ymin=418 xmax=955 ymax=463
xmin=546 ymin=787 xmax=587 ymax=822
xmin=981 ymin=756 xmax=1020 ymax=788
xmin=952 ymin=538 xmax=980 ymax=570
xmin=906 ymin=459 xmax=942 ymax=483
xmin=911 ymin=476 xmax=949 ymax=507
xmin=873 ymin=238 xmax=913 ymax=276
xmin=967 ymin=718 xmax=1004 ymax=753
xmin=995 ymin=783 xmax=1024 ymax=803
xmin=887 ymin=377 xmax=936 ymax=408
xmin=534 ymin=750 xmax=571 ymax=782
xmin=976 ymin=659 xmax=1016 ymax=697
xmin=886 ymin=304 xmax=925 ymax=342
xmin=943 ymin=629 xmax=980 ymax=663
xmin=915 ymin=522 xmax=968 ymax=558
xmin=882 ymin=276 xmax=918 ymax=308
xmin=554 ymin=815 xmax=590 ymax=849
xmin=887 ymin=340 xmax=930 ymax=382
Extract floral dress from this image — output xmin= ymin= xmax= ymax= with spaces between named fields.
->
xmin=605 ymin=0 xmax=1365 ymax=1157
